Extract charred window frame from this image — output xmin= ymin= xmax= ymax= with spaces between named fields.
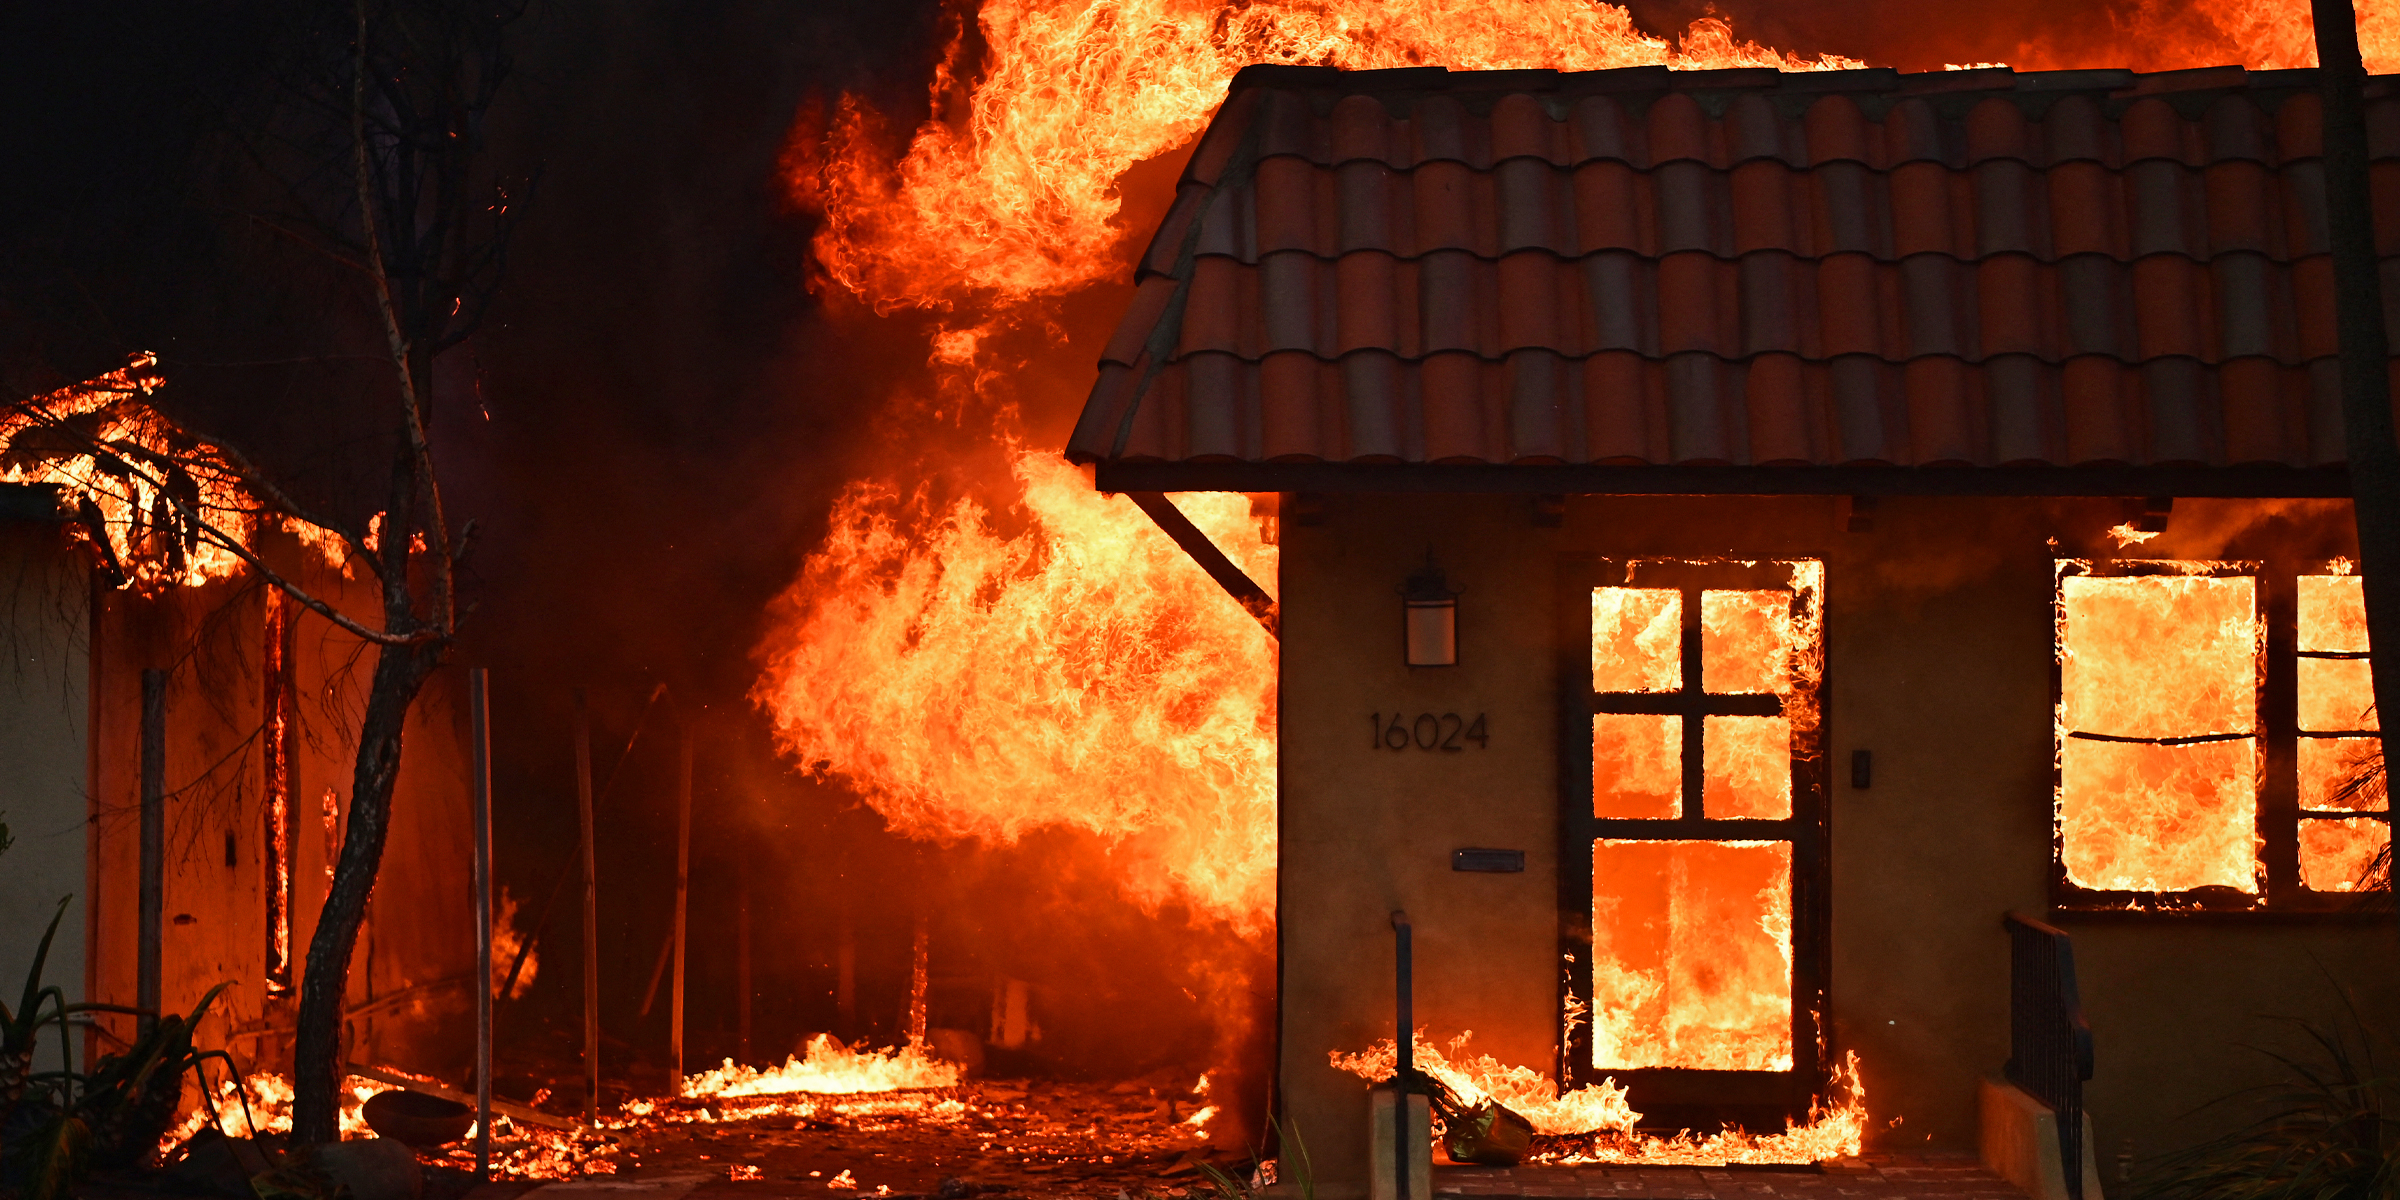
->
xmin=263 ymin=587 xmax=298 ymax=990
xmin=1557 ymin=556 xmax=1831 ymax=1132
xmin=2051 ymin=558 xmax=2387 ymax=917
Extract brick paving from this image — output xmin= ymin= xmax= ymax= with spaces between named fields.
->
xmin=1433 ymin=1155 xmax=2023 ymax=1200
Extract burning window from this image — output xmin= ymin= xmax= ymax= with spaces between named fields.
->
xmin=2054 ymin=561 xmax=2388 ymax=909
xmin=1574 ymin=561 xmax=1822 ymax=1083
xmin=2295 ymin=575 xmax=2388 ymax=892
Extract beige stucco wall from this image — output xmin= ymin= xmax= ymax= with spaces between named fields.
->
xmin=0 ymin=520 xmax=90 ymax=1067
xmin=1278 ymin=492 xmax=2400 ymax=1190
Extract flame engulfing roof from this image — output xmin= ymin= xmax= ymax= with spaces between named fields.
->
xmin=1069 ymin=63 xmax=2400 ymax=489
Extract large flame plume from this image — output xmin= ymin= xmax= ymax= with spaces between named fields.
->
xmin=754 ymin=455 xmax=1276 ymax=927
xmin=802 ymin=0 xmax=1867 ymax=311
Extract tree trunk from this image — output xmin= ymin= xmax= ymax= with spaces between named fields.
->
xmin=289 ymin=636 xmax=446 ymax=1145
xmin=2311 ymin=0 xmax=2400 ymax=936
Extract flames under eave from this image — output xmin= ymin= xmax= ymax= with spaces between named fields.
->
xmin=1123 ymin=490 xmax=1279 ymax=638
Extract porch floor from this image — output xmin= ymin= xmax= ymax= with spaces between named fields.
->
xmin=1434 ymin=1155 xmax=2025 ymax=1200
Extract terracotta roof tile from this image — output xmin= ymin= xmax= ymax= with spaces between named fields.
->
xmin=1072 ymin=63 xmax=2400 ymax=475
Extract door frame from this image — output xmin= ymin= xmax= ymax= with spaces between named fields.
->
xmin=1555 ymin=554 xmax=1834 ymax=1131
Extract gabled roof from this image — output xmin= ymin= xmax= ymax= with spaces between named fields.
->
xmin=1068 ymin=63 xmax=2400 ymax=496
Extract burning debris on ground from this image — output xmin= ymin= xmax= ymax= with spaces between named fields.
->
xmin=152 ymin=1065 xmax=1254 ymax=1197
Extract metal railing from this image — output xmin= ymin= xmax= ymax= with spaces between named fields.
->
xmin=2003 ymin=912 xmax=2095 ymax=1200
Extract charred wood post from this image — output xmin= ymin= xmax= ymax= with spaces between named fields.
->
xmin=905 ymin=912 xmax=930 ymax=1047
xmin=469 ymin=668 xmax=494 ymax=1179
xmin=2310 ymin=0 xmax=2400 ymax=969
xmin=738 ymin=849 xmax=753 ymax=1062
xmin=575 ymin=690 xmax=599 ymax=1125
xmin=138 ymin=668 xmax=166 ymax=1030
xmin=673 ymin=726 xmax=692 ymax=1083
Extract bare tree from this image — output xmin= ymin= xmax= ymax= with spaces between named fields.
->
xmin=5 ymin=0 xmax=528 ymax=1145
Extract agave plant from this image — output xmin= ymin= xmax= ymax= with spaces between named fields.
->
xmin=3 ymin=899 xmax=81 ymax=1119
xmin=2131 ymin=1012 xmax=2399 ymax=1200
xmin=1 ymin=897 xmax=229 ymax=1200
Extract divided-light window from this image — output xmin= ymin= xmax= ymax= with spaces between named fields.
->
xmin=2054 ymin=560 xmax=2389 ymax=912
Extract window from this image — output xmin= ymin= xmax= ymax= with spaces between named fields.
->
xmin=2053 ymin=560 xmax=2389 ymax=912
xmin=1565 ymin=558 xmax=1828 ymax=1119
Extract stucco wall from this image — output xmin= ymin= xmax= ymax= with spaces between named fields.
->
xmin=0 ymin=520 xmax=89 ymax=1067
xmin=1278 ymin=492 xmax=2400 ymax=1190
xmin=85 ymin=545 xmax=475 ymax=1079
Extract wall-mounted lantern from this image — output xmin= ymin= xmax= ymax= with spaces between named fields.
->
xmin=1402 ymin=556 xmax=1459 ymax=667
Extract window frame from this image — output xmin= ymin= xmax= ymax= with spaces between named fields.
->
xmin=2051 ymin=556 xmax=2386 ymax=918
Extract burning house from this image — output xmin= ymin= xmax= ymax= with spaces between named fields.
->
xmin=0 ymin=397 xmax=478 ymax=1112
xmin=1070 ymin=61 xmax=2400 ymax=1190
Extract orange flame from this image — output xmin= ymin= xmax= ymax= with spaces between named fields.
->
xmin=1331 ymin=1034 xmax=1866 ymax=1165
xmin=2056 ymin=568 xmax=2264 ymax=895
xmin=3 ymin=354 xmax=351 ymax=590
xmin=161 ymin=1070 xmax=391 ymax=1155
xmin=753 ymin=454 xmax=1276 ymax=927
xmin=1331 ymin=1031 xmax=1640 ymax=1136
xmin=802 ymin=0 xmax=1864 ymax=312
xmin=682 ymin=1035 xmax=966 ymax=1098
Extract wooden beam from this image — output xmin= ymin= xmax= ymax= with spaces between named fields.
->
xmin=1097 ymin=461 xmax=2360 ymax=499
xmin=574 ymin=690 xmax=598 ymax=1125
xmin=345 ymin=1063 xmax=582 ymax=1132
xmin=138 ymin=668 xmax=165 ymax=1028
xmin=468 ymin=668 xmax=494 ymax=1180
xmin=1124 ymin=491 xmax=1278 ymax=638
xmin=672 ymin=726 xmax=691 ymax=1084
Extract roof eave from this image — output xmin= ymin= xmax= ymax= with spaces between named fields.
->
xmin=1092 ymin=461 xmax=2356 ymax=498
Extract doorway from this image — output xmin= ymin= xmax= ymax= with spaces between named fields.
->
xmin=1560 ymin=558 xmax=1830 ymax=1131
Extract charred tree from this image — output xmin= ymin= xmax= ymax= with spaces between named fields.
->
xmin=2311 ymin=1 xmax=2400 ymax=938
xmin=278 ymin=0 xmax=529 ymax=1146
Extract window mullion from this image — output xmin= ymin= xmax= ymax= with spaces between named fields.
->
xmin=2259 ymin=565 xmax=2300 ymax=904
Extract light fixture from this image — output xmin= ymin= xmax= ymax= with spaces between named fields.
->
xmin=1402 ymin=555 xmax=1459 ymax=667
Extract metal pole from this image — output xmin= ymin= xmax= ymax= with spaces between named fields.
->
xmin=2308 ymin=0 xmax=2400 ymax=979
xmin=469 ymin=669 xmax=494 ymax=1180
xmin=575 ymin=689 xmax=598 ymax=1125
xmin=138 ymin=668 xmax=166 ymax=1030
xmin=1391 ymin=910 xmax=1412 ymax=1200
xmin=673 ymin=726 xmax=691 ymax=1085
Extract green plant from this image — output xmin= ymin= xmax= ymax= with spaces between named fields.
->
xmin=2131 ymin=1014 xmax=2398 ymax=1200
xmin=1 ymin=897 xmax=229 ymax=1200
xmin=3 ymin=899 xmax=78 ymax=1119
xmin=76 ymin=982 xmax=234 ymax=1168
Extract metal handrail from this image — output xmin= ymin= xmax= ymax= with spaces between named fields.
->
xmin=2003 ymin=912 xmax=2094 ymax=1200
xmin=1391 ymin=911 xmax=1413 ymax=1200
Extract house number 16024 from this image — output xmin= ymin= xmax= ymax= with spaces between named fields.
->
xmin=1370 ymin=712 xmax=1489 ymax=752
